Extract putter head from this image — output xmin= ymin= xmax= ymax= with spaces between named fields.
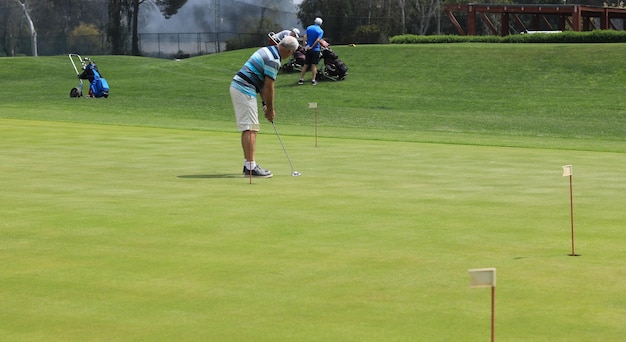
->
xmin=292 ymin=171 xmax=301 ymax=177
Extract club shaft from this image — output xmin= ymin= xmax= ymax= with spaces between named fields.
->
xmin=272 ymin=122 xmax=295 ymax=172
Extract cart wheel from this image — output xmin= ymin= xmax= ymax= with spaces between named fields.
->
xmin=70 ymin=88 xmax=81 ymax=97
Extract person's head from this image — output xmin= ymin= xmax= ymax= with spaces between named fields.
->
xmin=291 ymin=28 xmax=300 ymax=38
xmin=278 ymin=36 xmax=299 ymax=58
xmin=314 ymin=17 xmax=323 ymax=26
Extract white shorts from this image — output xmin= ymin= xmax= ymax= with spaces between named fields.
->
xmin=230 ymin=86 xmax=260 ymax=132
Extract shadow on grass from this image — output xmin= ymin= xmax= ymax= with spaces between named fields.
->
xmin=178 ymin=174 xmax=241 ymax=179
xmin=513 ymin=254 xmax=581 ymax=260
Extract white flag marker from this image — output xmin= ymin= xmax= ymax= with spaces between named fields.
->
xmin=469 ymin=268 xmax=496 ymax=288
xmin=562 ymin=164 xmax=572 ymax=177
xmin=562 ymin=164 xmax=578 ymax=256
xmin=469 ymin=268 xmax=496 ymax=341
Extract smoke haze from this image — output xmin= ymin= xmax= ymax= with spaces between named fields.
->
xmin=139 ymin=0 xmax=301 ymax=34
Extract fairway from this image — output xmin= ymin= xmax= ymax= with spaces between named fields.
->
xmin=1 ymin=119 xmax=625 ymax=341
xmin=1 ymin=43 xmax=625 ymax=340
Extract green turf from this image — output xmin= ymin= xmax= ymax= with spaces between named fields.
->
xmin=1 ymin=44 xmax=625 ymax=341
xmin=1 ymin=44 xmax=625 ymax=150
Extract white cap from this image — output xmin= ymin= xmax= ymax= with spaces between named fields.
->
xmin=292 ymin=28 xmax=300 ymax=38
xmin=314 ymin=17 xmax=323 ymax=25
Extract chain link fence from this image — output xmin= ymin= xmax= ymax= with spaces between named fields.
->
xmin=3 ymin=32 xmax=269 ymax=58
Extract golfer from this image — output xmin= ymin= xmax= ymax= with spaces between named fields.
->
xmin=270 ymin=28 xmax=300 ymax=43
xmin=298 ymin=17 xmax=324 ymax=85
xmin=230 ymin=35 xmax=299 ymax=178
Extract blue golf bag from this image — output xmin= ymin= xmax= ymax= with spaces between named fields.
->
xmin=80 ymin=62 xmax=109 ymax=98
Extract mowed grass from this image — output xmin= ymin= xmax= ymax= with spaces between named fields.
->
xmin=1 ymin=43 xmax=626 ymax=150
xmin=1 ymin=44 xmax=626 ymax=341
xmin=2 ymin=119 xmax=625 ymax=341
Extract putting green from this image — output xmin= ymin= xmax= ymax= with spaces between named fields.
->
xmin=1 ymin=118 xmax=625 ymax=341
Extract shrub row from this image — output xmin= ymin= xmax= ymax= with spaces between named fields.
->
xmin=390 ymin=30 xmax=626 ymax=44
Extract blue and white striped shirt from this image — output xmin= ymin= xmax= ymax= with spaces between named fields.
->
xmin=231 ymin=45 xmax=281 ymax=97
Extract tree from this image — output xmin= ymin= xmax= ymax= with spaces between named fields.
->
xmin=116 ymin=0 xmax=188 ymax=56
xmin=298 ymin=0 xmax=356 ymax=44
xmin=108 ymin=0 xmax=128 ymax=55
xmin=297 ymin=0 xmax=405 ymax=43
xmin=155 ymin=0 xmax=188 ymax=18
xmin=0 ymin=0 xmax=108 ymax=56
xmin=131 ymin=0 xmax=143 ymax=56
xmin=410 ymin=0 xmax=439 ymax=35
xmin=139 ymin=0 xmax=187 ymax=55
xmin=70 ymin=23 xmax=106 ymax=55
xmin=13 ymin=0 xmax=37 ymax=56
xmin=398 ymin=0 xmax=407 ymax=34
xmin=1 ymin=0 xmax=20 ymax=56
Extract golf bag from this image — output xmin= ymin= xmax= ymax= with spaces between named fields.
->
xmin=281 ymin=46 xmax=306 ymax=73
xmin=293 ymin=46 xmax=306 ymax=67
xmin=80 ymin=62 xmax=109 ymax=98
xmin=321 ymin=48 xmax=348 ymax=80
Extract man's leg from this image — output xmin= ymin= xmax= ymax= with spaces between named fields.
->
xmin=299 ymin=64 xmax=309 ymax=84
xmin=311 ymin=64 xmax=318 ymax=83
xmin=241 ymin=128 xmax=271 ymax=177
xmin=231 ymin=86 xmax=270 ymax=177
xmin=309 ymin=50 xmax=320 ymax=84
xmin=241 ymin=129 xmax=257 ymax=165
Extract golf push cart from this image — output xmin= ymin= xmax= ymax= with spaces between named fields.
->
xmin=69 ymin=53 xmax=109 ymax=98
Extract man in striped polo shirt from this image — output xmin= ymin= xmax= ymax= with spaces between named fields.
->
xmin=230 ymin=36 xmax=299 ymax=178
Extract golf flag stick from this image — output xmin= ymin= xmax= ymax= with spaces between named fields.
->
xmin=469 ymin=268 xmax=496 ymax=342
xmin=315 ymin=107 xmax=318 ymax=147
xmin=309 ymin=102 xmax=318 ymax=147
xmin=562 ymin=165 xmax=577 ymax=256
xmin=491 ymin=286 xmax=495 ymax=342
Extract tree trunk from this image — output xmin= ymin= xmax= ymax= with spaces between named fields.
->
xmin=398 ymin=0 xmax=406 ymax=35
xmin=109 ymin=0 xmax=124 ymax=54
xmin=131 ymin=0 xmax=140 ymax=55
xmin=14 ymin=0 xmax=37 ymax=56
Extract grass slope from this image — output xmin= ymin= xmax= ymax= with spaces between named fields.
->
xmin=1 ymin=44 xmax=625 ymax=341
xmin=1 ymin=44 xmax=625 ymax=150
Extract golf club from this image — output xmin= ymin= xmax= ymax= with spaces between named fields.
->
xmin=271 ymin=121 xmax=300 ymax=176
